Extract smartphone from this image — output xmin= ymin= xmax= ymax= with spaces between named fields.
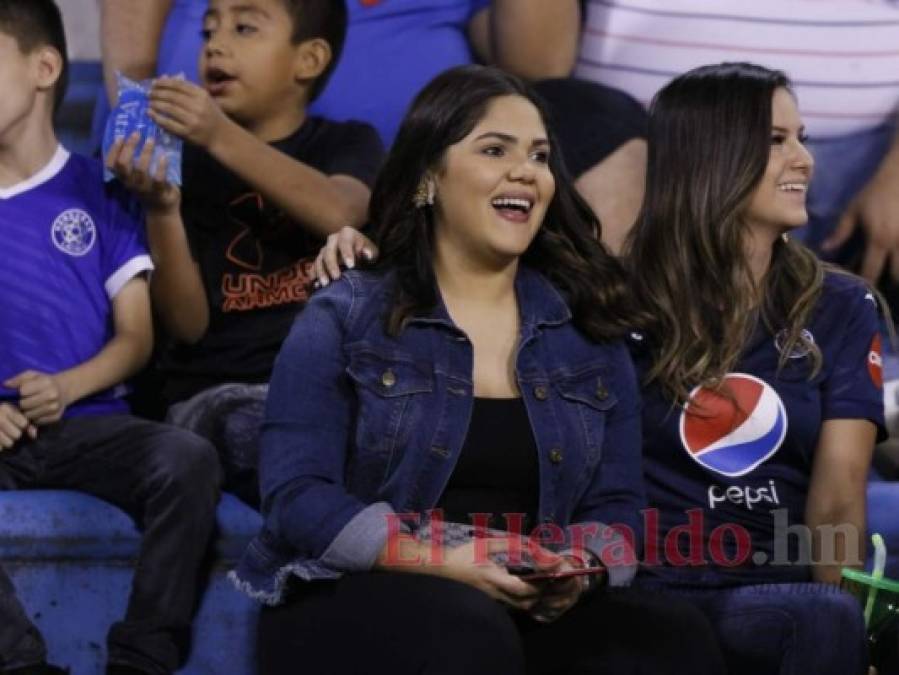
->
xmin=507 ymin=565 xmax=606 ymax=583
xmin=506 ymin=564 xmax=538 ymax=577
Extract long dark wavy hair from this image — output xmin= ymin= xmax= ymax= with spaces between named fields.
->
xmin=626 ymin=62 xmax=831 ymax=405
xmin=368 ymin=65 xmax=631 ymax=341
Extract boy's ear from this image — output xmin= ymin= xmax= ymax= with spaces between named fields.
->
xmin=32 ymin=45 xmax=63 ymax=93
xmin=293 ymin=37 xmax=332 ymax=84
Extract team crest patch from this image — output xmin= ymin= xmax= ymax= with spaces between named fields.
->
xmin=51 ymin=209 xmax=96 ymax=257
xmin=680 ymin=373 xmax=787 ymax=477
xmin=774 ymin=329 xmax=814 ymax=359
xmin=869 ymin=334 xmax=883 ymax=388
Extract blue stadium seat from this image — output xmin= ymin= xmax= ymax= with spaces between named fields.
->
xmin=0 ymin=490 xmax=261 ymax=674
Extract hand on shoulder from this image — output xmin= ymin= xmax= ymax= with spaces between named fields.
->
xmin=312 ymin=226 xmax=378 ymax=288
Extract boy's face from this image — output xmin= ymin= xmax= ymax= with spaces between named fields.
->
xmin=0 ymin=32 xmax=41 ymax=142
xmin=200 ymin=0 xmax=305 ymax=136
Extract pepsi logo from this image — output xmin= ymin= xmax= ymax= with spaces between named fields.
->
xmin=679 ymin=373 xmax=787 ymax=477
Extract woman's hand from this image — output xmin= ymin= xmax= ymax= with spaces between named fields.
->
xmin=435 ymin=540 xmax=544 ymax=611
xmin=528 ymin=556 xmax=591 ymax=623
xmin=312 ymin=226 xmax=378 ymax=287
xmin=376 ymin=535 xmax=547 ymax=611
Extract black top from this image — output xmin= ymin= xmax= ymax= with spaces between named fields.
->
xmin=436 ymin=397 xmax=539 ymax=533
xmin=160 ymin=116 xmax=384 ymax=403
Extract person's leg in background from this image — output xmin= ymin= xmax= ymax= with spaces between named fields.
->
xmin=0 ymin=432 xmax=56 ymax=672
xmin=166 ymin=383 xmax=267 ymax=508
xmin=37 ymin=416 xmax=221 ymax=675
xmin=645 ymin=582 xmax=868 ymax=675
xmin=0 ymin=565 xmax=50 ymax=673
xmin=534 ymin=78 xmax=648 ymax=254
xmin=574 ymin=138 xmax=647 ymax=254
xmin=91 ymin=0 xmax=206 ymax=153
xmin=800 ymin=124 xmax=895 ymax=257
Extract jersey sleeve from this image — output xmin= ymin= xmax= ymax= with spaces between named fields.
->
xmin=321 ymin=121 xmax=385 ymax=188
xmin=100 ymin=183 xmax=154 ymax=299
xmin=821 ymin=285 xmax=887 ymax=441
xmin=469 ymin=0 xmax=490 ymax=19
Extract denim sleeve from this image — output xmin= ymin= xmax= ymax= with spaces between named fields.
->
xmin=258 ymin=278 xmax=398 ymax=573
xmin=568 ymin=342 xmax=646 ymax=586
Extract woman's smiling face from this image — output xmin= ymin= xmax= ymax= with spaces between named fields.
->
xmin=431 ymin=94 xmax=556 ymax=269
xmin=743 ymin=87 xmax=815 ymax=236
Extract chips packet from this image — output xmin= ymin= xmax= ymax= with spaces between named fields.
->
xmin=102 ymin=72 xmax=183 ymax=185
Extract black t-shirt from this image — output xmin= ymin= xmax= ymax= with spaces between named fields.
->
xmin=161 ymin=116 xmax=384 ymax=403
xmin=436 ymin=397 xmax=540 ymax=533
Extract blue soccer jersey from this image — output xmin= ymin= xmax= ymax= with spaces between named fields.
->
xmin=0 ymin=146 xmax=153 ymax=416
xmin=634 ymin=272 xmax=886 ymax=585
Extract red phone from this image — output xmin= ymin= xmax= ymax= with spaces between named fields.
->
xmin=519 ymin=567 xmax=606 ymax=583
xmin=508 ymin=565 xmax=606 ymax=583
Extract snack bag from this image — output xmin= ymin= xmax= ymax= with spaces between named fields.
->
xmin=103 ymin=72 xmax=183 ymax=185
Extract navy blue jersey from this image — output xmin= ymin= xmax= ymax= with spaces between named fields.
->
xmin=0 ymin=147 xmax=152 ymax=416
xmin=633 ymin=272 xmax=885 ymax=585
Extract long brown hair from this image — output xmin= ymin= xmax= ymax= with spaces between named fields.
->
xmin=625 ymin=62 xmax=828 ymax=404
xmin=369 ymin=65 xmax=631 ymax=342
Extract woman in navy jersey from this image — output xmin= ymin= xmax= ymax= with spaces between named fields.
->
xmin=626 ymin=62 xmax=886 ymax=675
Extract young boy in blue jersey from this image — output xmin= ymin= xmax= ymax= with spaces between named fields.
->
xmin=0 ymin=2 xmax=221 ymax=674
xmin=109 ymin=0 xmax=383 ymax=507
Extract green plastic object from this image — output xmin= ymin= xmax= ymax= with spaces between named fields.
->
xmin=866 ymin=534 xmax=888 ymax=625
xmin=841 ymin=567 xmax=899 ymax=636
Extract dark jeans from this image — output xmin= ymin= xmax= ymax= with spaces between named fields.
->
xmin=166 ymin=384 xmax=265 ymax=508
xmin=258 ymin=572 xmax=728 ymax=675
xmin=638 ymin=580 xmax=868 ymax=675
xmin=0 ymin=415 xmax=221 ymax=674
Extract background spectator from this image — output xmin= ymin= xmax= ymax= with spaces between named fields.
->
xmin=96 ymin=0 xmax=647 ymax=245
xmin=576 ymin=0 xmax=899 ymax=279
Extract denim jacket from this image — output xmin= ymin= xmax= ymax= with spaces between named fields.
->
xmin=231 ymin=266 xmax=645 ymax=604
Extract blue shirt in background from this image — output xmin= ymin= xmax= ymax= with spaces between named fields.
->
xmin=310 ymin=0 xmax=490 ymax=146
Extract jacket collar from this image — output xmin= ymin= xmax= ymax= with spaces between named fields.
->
xmin=405 ymin=265 xmax=572 ymax=332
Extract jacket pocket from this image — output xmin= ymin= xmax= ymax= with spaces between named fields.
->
xmin=345 ymin=348 xmax=434 ymax=491
xmin=553 ymin=365 xmax=618 ymax=456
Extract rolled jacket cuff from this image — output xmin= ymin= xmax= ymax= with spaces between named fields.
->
xmin=319 ymin=501 xmax=400 ymax=572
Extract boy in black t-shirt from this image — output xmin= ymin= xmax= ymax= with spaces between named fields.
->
xmin=109 ymin=0 xmax=383 ymax=506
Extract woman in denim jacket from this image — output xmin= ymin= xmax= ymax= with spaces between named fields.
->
xmin=234 ymin=65 xmax=725 ymax=675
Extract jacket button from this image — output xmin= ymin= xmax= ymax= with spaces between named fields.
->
xmin=534 ymin=385 xmax=548 ymax=401
xmin=595 ymin=383 xmax=609 ymax=400
xmin=430 ymin=445 xmax=450 ymax=458
xmin=381 ymin=369 xmax=396 ymax=388
xmin=549 ymin=448 xmax=563 ymax=464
